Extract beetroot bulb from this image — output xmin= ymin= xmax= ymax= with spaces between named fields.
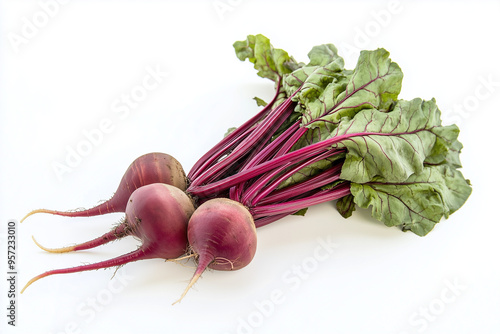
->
xmin=174 ymin=198 xmax=257 ymax=304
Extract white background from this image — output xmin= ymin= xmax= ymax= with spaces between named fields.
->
xmin=1 ymin=1 xmax=499 ymax=333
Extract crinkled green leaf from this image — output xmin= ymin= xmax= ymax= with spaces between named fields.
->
xmin=233 ymin=34 xmax=297 ymax=83
xmin=307 ymin=44 xmax=342 ymax=67
xmin=232 ymin=34 xmax=471 ymax=235
xmin=283 ymin=60 xmax=349 ymax=127
xmin=350 ymin=165 xmax=472 ymax=236
xmin=336 ymin=194 xmax=356 ymax=218
xmin=341 ymin=48 xmax=403 ymax=113
xmin=335 ymin=98 xmax=454 ymax=183
xmin=284 ymin=63 xmax=347 ymax=101
xmin=281 ymin=47 xmax=349 ymax=149
xmin=283 ymin=43 xmax=346 ymax=104
xmin=425 ymin=125 xmax=464 ymax=168
xmin=300 ymin=48 xmax=403 ymax=129
xmin=445 ymin=139 xmax=465 ymax=168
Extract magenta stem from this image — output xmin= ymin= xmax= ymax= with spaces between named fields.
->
xmin=188 ymin=96 xmax=294 ymax=188
xmin=257 ymin=163 xmax=343 ymax=205
xmin=250 ymin=182 xmax=351 ymax=218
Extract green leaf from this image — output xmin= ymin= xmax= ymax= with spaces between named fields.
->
xmin=253 ymin=96 xmax=268 ymax=107
xmin=350 ymin=165 xmax=472 ymax=236
xmin=336 ymin=98 xmax=453 ymax=184
xmin=223 ymin=127 xmax=236 ymax=138
xmin=424 ymin=124 xmax=464 ymax=168
xmin=307 ymin=44 xmax=343 ymax=67
xmin=343 ymin=48 xmax=403 ymax=112
xmin=233 ymin=34 xmax=297 ymax=83
xmin=283 ymin=59 xmax=349 ymax=125
xmin=292 ymin=208 xmax=308 ymax=216
xmin=283 ymin=43 xmax=346 ymax=101
xmin=299 ymin=48 xmax=403 ymax=128
xmin=230 ymin=35 xmax=471 ymax=235
xmin=445 ymin=139 xmax=465 ymax=168
xmin=281 ymin=47 xmax=349 ymax=149
xmin=336 ymin=194 xmax=356 ymax=218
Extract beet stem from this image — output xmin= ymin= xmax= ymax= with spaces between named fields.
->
xmin=257 ymin=164 xmax=343 ymax=205
xmin=188 ymin=77 xmax=282 ymax=181
xmin=188 ymin=130 xmax=373 ymax=197
xmin=254 ymin=213 xmax=292 ymax=228
xmin=250 ymin=182 xmax=351 ymax=218
xmin=242 ymin=148 xmax=344 ymax=206
xmin=189 ymin=97 xmax=294 ymax=188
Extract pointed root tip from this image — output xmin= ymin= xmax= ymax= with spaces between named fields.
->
xmin=20 ymin=207 xmax=88 ymax=223
xmin=165 ymin=253 xmax=196 ymax=263
xmin=32 ymin=236 xmax=76 ymax=253
xmin=21 ymin=272 xmax=49 ymax=294
xmin=172 ymin=272 xmax=202 ymax=305
xmin=20 ymin=209 xmax=53 ymax=223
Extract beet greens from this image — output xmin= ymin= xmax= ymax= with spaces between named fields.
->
xmin=187 ymin=34 xmax=471 ymax=236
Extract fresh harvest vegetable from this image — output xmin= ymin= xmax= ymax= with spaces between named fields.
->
xmin=20 ymin=152 xmax=186 ymax=222
xmin=174 ymin=198 xmax=257 ymax=304
xmin=21 ymin=183 xmax=194 ymax=292
xmin=21 ymin=34 xmax=472 ymax=301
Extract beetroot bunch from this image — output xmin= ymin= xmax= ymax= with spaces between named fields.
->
xmin=21 ymin=34 xmax=471 ymax=302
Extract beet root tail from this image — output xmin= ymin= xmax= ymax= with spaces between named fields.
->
xmin=31 ymin=236 xmax=76 ymax=253
xmin=31 ymin=221 xmax=131 ymax=254
xmin=172 ymin=253 xmax=213 ymax=305
xmin=20 ymin=201 xmax=121 ymax=223
xmin=21 ymin=247 xmax=154 ymax=293
xmin=20 ymin=209 xmax=59 ymax=223
xmin=172 ymin=272 xmax=202 ymax=305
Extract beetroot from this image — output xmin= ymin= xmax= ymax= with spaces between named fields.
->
xmin=174 ymin=198 xmax=257 ymax=303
